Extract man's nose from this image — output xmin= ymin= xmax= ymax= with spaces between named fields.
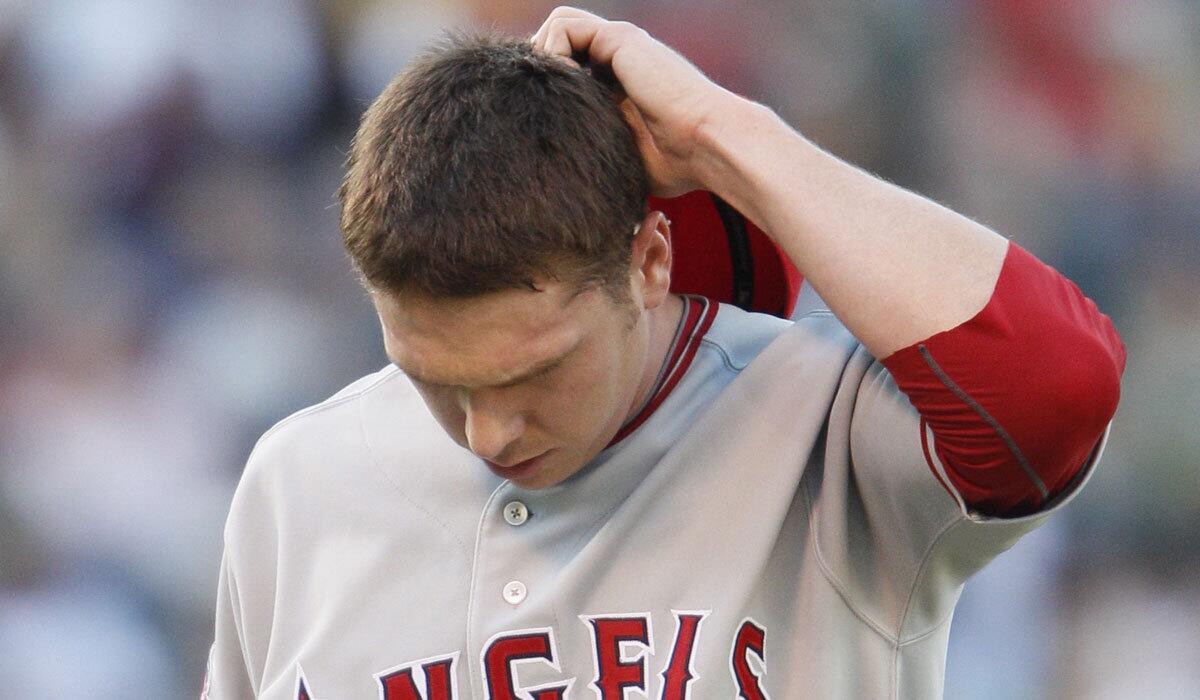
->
xmin=463 ymin=394 xmax=524 ymax=462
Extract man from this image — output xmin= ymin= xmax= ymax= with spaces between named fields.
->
xmin=206 ymin=7 xmax=1125 ymax=698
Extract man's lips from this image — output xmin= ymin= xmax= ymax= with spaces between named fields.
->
xmin=485 ymin=450 xmax=546 ymax=470
xmin=484 ymin=450 xmax=552 ymax=480
xmin=487 ymin=455 xmax=537 ymax=470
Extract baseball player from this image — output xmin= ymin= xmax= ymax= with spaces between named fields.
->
xmin=205 ymin=7 xmax=1125 ymax=699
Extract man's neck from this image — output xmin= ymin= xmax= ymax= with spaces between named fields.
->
xmin=622 ymin=293 xmax=687 ymax=426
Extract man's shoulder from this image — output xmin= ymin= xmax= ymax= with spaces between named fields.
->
xmin=225 ymin=366 xmax=425 ymax=525
xmin=701 ymin=301 xmax=853 ymax=373
xmin=251 ymin=365 xmax=407 ymax=459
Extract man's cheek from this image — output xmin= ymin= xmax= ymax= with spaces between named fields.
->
xmin=557 ymin=361 xmax=619 ymax=407
xmin=547 ymin=377 xmax=617 ymax=440
xmin=546 ymin=380 xmax=602 ymax=422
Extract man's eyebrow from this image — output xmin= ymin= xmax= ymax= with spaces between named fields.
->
xmin=492 ymin=348 xmax=573 ymax=388
xmin=402 ymin=341 xmax=579 ymax=389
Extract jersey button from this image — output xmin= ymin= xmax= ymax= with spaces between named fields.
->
xmin=502 ymin=580 xmax=527 ymax=605
xmin=503 ymin=500 xmax=529 ymax=526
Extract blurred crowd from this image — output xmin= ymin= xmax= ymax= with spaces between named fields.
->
xmin=0 ymin=0 xmax=1196 ymax=696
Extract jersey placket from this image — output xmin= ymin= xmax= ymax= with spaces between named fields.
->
xmin=462 ymin=297 xmax=717 ymax=697
xmin=465 ymin=480 xmax=598 ymax=696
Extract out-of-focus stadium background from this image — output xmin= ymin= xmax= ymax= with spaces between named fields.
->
xmin=0 ymin=0 xmax=1195 ymax=696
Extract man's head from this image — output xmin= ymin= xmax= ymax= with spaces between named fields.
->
xmin=339 ymin=33 xmax=676 ymax=488
xmin=338 ymin=32 xmax=648 ymax=299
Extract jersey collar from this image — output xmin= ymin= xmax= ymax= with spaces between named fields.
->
xmin=606 ymin=295 xmax=718 ymax=448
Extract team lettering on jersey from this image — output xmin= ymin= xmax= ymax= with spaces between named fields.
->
xmin=293 ymin=613 xmax=772 ymax=699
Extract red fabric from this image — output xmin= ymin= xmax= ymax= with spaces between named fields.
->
xmin=744 ymin=213 xmax=803 ymax=317
xmin=655 ymin=192 xmax=734 ymax=303
xmin=652 ymin=191 xmax=802 ymax=318
xmin=881 ymin=243 xmax=1126 ymax=516
xmin=919 ymin=416 xmax=958 ymax=502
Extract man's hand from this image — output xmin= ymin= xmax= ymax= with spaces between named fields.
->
xmin=531 ymin=6 xmax=737 ymax=197
xmin=535 ymin=6 xmax=1011 ymax=359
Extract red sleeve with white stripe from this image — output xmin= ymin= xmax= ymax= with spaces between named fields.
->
xmin=880 ymin=242 xmax=1126 ymax=517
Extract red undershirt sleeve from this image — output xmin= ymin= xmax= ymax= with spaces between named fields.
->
xmin=879 ymin=242 xmax=1127 ymax=517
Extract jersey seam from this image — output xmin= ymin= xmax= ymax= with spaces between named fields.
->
xmin=695 ymin=309 xmax=835 ymax=372
xmin=253 ymin=366 xmax=399 ymax=446
xmin=801 ymin=476 xmax=900 ymax=646
xmin=803 ymin=340 xmax=910 ymax=650
xmin=223 ymin=367 xmax=401 ymax=694
xmin=465 ymin=481 xmax=509 ymax=699
xmin=698 ymin=338 xmax=743 ymax=372
xmin=795 ymin=309 xmax=835 ymax=319
xmin=896 ymin=611 xmax=954 ymax=647
xmin=891 ymin=514 xmax=966 ymax=697
xmin=224 ymin=558 xmax=259 ymax=694
xmin=356 ymin=372 xmax=474 ymax=556
xmin=895 ymin=514 xmax=966 ymax=645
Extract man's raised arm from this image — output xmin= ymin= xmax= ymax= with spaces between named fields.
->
xmin=533 ymin=6 xmax=1125 ymax=515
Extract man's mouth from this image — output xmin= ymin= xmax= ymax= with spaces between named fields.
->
xmin=484 ymin=450 xmax=552 ymax=481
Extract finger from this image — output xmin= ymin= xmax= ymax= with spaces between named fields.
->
xmin=541 ymin=16 xmax=606 ymax=62
xmin=542 ymin=18 xmax=644 ymax=73
xmin=530 ymin=6 xmax=603 ymax=49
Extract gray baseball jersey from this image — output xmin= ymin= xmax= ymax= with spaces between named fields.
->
xmin=206 ymin=295 xmax=1103 ymax=699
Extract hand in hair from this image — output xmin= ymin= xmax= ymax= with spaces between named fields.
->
xmin=530 ymin=6 xmax=737 ymax=199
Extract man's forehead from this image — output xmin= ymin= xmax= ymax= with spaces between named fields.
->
xmin=374 ymin=283 xmax=593 ymax=386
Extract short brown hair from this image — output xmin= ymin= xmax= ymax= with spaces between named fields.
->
xmin=338 ymin=32 xmax=648 ymax=299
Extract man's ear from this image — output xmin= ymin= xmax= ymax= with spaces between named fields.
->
xmin=630 ymin=210 xmax=672 ymax=309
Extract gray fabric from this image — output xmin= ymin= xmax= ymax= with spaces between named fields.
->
xmin=207 ymin=303 xmax=1102 ymax=699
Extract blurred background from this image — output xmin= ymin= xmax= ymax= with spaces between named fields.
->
xmin=0 ymin=0 xmax=1195 ymax=696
